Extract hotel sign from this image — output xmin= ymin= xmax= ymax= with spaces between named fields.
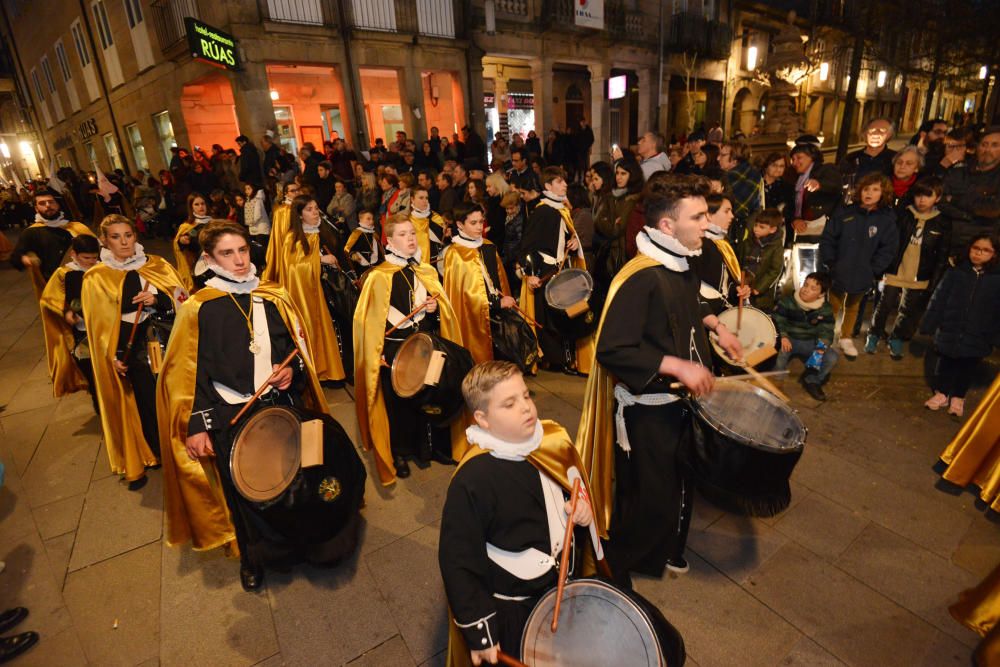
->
xmin=185 ymin=18 xmax=240 ymax=71
xmin=575 ymin=0 xmax=604 ymax=29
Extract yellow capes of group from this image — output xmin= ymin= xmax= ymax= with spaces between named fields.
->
xmin=938 ymin=373 xmax=1000 ymax=512
xmin=261 ymin=202 xmax=292 ymax=284
xmin=951 ymin=561 xmax=1000 ymax=664
xmin=268 ymin=232 xmax=347 ymax=382
xmin=38 ymin=264 xmax=89 ymax=397
xmin=517 ymin=201 xmax=595 ymax=374
xmin=81 ymin=255 xmax=186 ymax=482
xmin=445 ymin=420 xmax=608 ymax=667
xmin=353 ymin=261 xmax=467 ymax=485
xmin=441 ymin=240 xmax=511 ymax=364
xmin=172 ymin=222 xmax=201 ymax=293
xmin=25 ymin=220 xmax=95 ymax=298
xmin=410 ymin=210 xmax=446 ymax=265
xmin=156 ymin=281 xmax=330 ymax=551
xmin=575 ymin=253 xmax=661 ymax=531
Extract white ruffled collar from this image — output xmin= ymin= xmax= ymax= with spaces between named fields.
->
xmin=100 ymin=243 xmax=148 ymax=271
xmin=540 ymin=192 xmax=566 ymax=209
xmin=303 ymin=221 xmax=320 ymax=235
xmin=64 ymin=260 xmax=85 ymax=271
xmin=452 ymin=233 xmax=483 ymax=249
xmin=204 ymin=262 xmax=260 ymax=294
xmin=193 ymin=214 xmax=211 ymax=225
xmin=358 ymin=223 xmax=376 ymax=234
xmin=385 ymin=243 xmax=422 ymax=266
xmin=635 ymin=226 xmax=700 ymax=272
xmin=705 ymin=224 xmax=726 ymax=240
xmin=410 ymin=206 xmax=431 ymax=219
xmin=466 ymin=420 xmax=544 ymax=461
xmin=35 ymin=213 xmax=68 ymax=227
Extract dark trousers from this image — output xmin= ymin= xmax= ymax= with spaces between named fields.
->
xmin=121 ymin=322 xmax=160 ymax=457
xmin=534 ymin=297 xmax=575 ymax=371
xmin=870 ymin=285 xmax=930 ymax=341
xmin=381 ymin=340 xmax=450 ymax=461
xmin=933 ymin=355 xmax=982 ymax=398
xmin=606 ymin=401 xmax=693 ymax=584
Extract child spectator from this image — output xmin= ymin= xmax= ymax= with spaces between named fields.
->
xmin=867 ymin=177 xmax=951 ymax=359
xmin=919 ymin=233 xmax=1000 ymax=418
xmin=773 ymin=272 xmax=839 ymax=401
xmin=738 ymin=208 xmax=785 ymax=310
xmin=819 ymin=172 xmax=899 ymax=359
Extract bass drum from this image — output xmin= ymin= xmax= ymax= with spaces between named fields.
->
xmin=391 ymin=333 xmax=473 ymax=426
xmin=521 ymin=578 xmax=685 ymax=667
xmin=321 ymin=265 xmax=359 ymax=375
xmin=544 ymin=268 xmax=598 ymax=340
xmin=230 ymin=405 xmax=367 ymax=565
xmin=490 ymin=307 xmax=538 ymax=373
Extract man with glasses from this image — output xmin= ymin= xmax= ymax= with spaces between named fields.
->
xmin=928 ymin=128 xmax=971 ymax=177
xmin=840 ymin=119 xmax=897 ymax=181
xmin=941 ymin=127 xmax=1000 ymax=258
xmin=507 ymin=148 xmax=541 ymax=204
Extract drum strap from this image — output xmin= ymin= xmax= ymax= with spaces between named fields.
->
xmin=613 ymin=383 xmax=680 ymax=454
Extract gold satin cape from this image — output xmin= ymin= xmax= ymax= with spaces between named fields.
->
xmin=410 ymin=211 xmax=446 ymax=264
xmin=353 ymin=261 xmax=467 ymax=485
xmin=441 ymin=241 xmax=512 ymax=365
xmin=713 ymin=237 xmax=742 ymax=284
xmin=273 ymin=234 xmax=346 ymax=382
xmin=951 ymin=563 xmax=1000 ymax=664
xmin=516 ymin=203 xmax=595 ymax=374
xmin=172 ymin=223 xmax=199 ymax=292
xmin=81 ymin=256 xmax=185 ymax=481
xmin=261 ymin=203 xmax=292 ymax=283
xmin=25 ymin=221 xmax=95 ymax=299
xmin=156 ymin=282 xmax=330 ymax=550
xmin=938 ymin=373 xmax=1000 ymax=512
xmin=575 ymin=253 xmax=660 ymax=531
xmin=445 ymin=420 xmax=607 ymax=667
xmin=39 ymin=265 xmax=89 ymax=397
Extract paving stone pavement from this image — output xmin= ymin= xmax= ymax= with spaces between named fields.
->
xmin=0 ymin=237 xmax=997 ymax=667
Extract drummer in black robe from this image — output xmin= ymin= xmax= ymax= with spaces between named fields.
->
xmin=692 ymin=193 xmax=751 ymax=314
xmin=158 ymin=221 xmax=362 ymax=592
xmin=343 ymin=209 xmax=385 ymax=276
xmin=439 ymin=361 xmax=602 ymax=666
xmin=11 ymin=190 xmax=96 ymax=296
xmin=577 ymin=176 xmax=743 ymax=586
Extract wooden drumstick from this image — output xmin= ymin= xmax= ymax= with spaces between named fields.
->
xmin=121 ymin=279 xmax=150 ymax=361
xmin=511 ymin=304 xmax=542 ymax=330
xmin=738 ymin=362 xmax=791 ymax=403
xmin=229 ymin=349 xmax=300 ymax=426
xmin=496 ymin=650 xmax=528 ymax=667
xmin=668 ymin=369 xmax=789 ymax=390
xmin=552 ymin=478 xmax=582 ymax=634
xmin=384 ymin=301 xmax=431 ymax=339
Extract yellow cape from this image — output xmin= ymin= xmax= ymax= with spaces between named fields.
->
xmin=25 ymin=221 xmax=95 ymax=299
xmin=938 ymin=373 xmax=1000 ymax=512
xmin=172 ymin=222 xmax=200 ymax=292
xmin=441 ymin=241 xmax=511 ymax=365
xmin=156 ymin=282 xmax=329 ymax=550
xmin=951 ymin=563 xmax=1000 ymax=663
xmin=261 ymin=203 xmax=292 ymax=283
xmin=713 ymin=237 xmax=742 ymax=284
xmin=575 ymin=253 xmax=660 ymax=531
xmin=353 ymin=261 xmax=468 ymax=485
xmin=272 ymin=233 xmax=346 ymax=382
xmin=410 ymin=211 xmax=446 ymax=265
xmin=445 ymin=420 xmax=607 ymax=667
xmin=81 ymin=256 xmax=186 ymax=481
xmin=517 ymin=204 xmax=595 ymax=374
xmin=38 ymin=265 xmax=89 ymax=397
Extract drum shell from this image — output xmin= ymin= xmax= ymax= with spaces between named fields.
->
xmin=489 ymin=307 xmax=538 ymax=373
xmin=392 ymin=333 xmax=473 ymax=426
xmin=544 ymin=268 xmax=598 ymax=340
xmin=709 ymin=306 xmax=777 ymax=370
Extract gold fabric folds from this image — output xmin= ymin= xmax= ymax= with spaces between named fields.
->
xmin=81 ymin=256 xmax=184 ymax=481
xmin=38 ymin=266 xmax=89 ymax=397
xmin=713 ymin=237 xmax=742 ymax=284
xmin=575 ymin=254 xmax=659 ymax=531
xmin=441 ymin=242 xmax=512 ymax=365
xmin=939 ymin=374 xmax=1000 ymax=512
xmin=156 ymin=283 xmax=329 ymax=550
xmin=353 ymin=261 xmax=467 ymax=485
xmin=172 ymin=223 xmax=198 ymax=292
xmin=410 ymin=211 xmax=446 ymax=265
xmin=261 ymin=203 xmax=291 ymax=283
xmin=950 ymin=563 xmax=1000 ymax=665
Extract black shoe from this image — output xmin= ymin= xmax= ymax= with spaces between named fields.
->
xmin=802 ymin=380 xmax=827 ymax=401
xmin=394 ymin=457 xmax=411 ymax=478
xmin=127 ymin=476 xmax=148 ymax=491
xmin=430 ymin=450 xmax=457 ymax=466
xmin=0 ymin=608 xmax=27 ymax=635
xmin=240 ymin=563 xmax=264 ymax=592
xmin=0 ymin=631 xmax=39 ymax=663
xmin=412 ymin=457 xmax=431 ymax=470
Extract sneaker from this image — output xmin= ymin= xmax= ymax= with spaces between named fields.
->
xmin=864 ymin=334 xmax=879 ymax=354
xmin=801 ymin=379 xmax=828 ymax=401
xmin=665 ymin=557 xmax=689 ymax=574
xmin=840 ymin=338 xmax=858 ymax=359
xmin=948 ymin=397 xmax=965 ymax=418
xmin=888 ymin=338 xmax=904 ymax=360
xmin=924 ymin=392 xmax=948 ymax=411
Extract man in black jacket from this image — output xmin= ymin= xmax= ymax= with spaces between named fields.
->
xmin=940 ymin=127 xmax=1000 ymax=259
xmin=235 ymin=135 xmax=263 ymax=189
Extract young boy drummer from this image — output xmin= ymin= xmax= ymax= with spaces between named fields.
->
xmin=343 ymin=209 xmax=385 ymax=277
xmin=441 ymin=202 xmax=518 ymax=364
xmin=354 ymin=213 xmax=466 ymax=483
xmin=439 ymin=361 xmax=604 ymax=666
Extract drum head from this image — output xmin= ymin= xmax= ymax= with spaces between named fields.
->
xmin=522 ymin=579 xmax=663 ymax=667
xmin=695 ymin=381 xmax=806 ymax=453
xmin=391 ymin=333 xmax=433 ymax=398
xmin=230 ymin=407 xmax=301 ymax=502
xmin=713 ymin=306 xmax=777 ymax=357
xmin=545 ymin=268 xmax=594 ymax=311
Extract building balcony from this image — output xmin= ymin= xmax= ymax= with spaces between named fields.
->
xmin=261 ymin=0 xmax=338 ymax=27
xmin=150 ymin=0 xmax=199 ymax=54
xmin=667 ymin=12 xmax=732 ymax=60
xmin=344 ymin=0 xmax=462 ymax=39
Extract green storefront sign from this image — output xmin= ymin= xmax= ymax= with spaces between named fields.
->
xmin=185 ymin=18 xmax=240 ymax=71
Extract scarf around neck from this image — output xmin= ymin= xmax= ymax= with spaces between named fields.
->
xmin=635 ymin=226 xmax=700 ymax=272
xmin=907 ymin=205 xmax=940 ymax=222
xmin=611 ymin=187 xmax=628 ymax=198
xmin=541 ymin=191 xmax=566 ymax=209
xmin=892 ymin=174 xmax=917 ymax=198
xmin=465 ymin=420 xmax=544 ymax=461
xmin=100 ymin=243 xmax=148 ymax=271
xmin=204 ymin=261 xmax=259 ymax=294
xmin=794 ymin=290 xmax=825 ymax=311
xmin=35 ymin=212 xmax=68 ymax=227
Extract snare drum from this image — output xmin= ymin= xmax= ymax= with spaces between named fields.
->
xmin=682 ymin=381 xmax=806 ymax=517
xmin=709 ymin=306 xmax=777 ymax=364
xmin=521 ymin=578 xmax=686 ymax=667
xmin=544 ymin=268 xmax=597 ymax=340
xmin=72 ymin=337 xmax=90 ymax=361
xmin=390 ymin=333 xmax=473 ymax=426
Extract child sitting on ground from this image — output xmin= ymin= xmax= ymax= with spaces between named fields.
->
xmin=438 ymin=361 xmax=603 ymax=665
xmin=738 ymin=208 xmax=785 ymax=311
xmin=773 ymin=271 xmax=840 ymax=402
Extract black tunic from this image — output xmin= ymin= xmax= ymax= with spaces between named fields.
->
xmin=11 ymin=224 xmax=73 ymax=279
xmin=691 ymin=240 xmax=731 ymax=315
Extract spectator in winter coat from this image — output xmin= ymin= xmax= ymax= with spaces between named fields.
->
xmin=839 ymin=118 xmax=897 ymax=182
xmin=940 ymin=127 xmax=1000 ymax=261
xmin=236 ymin=135 xmax=264 ymax=189
xmin=789 ymin=143 xmax=843 ymax=240
xmin=773 ymin=271 xmax=839 ymax=401
xmin=819 ymin=172 xmax=899 ymax=359
xmin=738 ymin=208 xmax=785 ymax=311
xmin=720 ymin=141 xmax=763 ymax=243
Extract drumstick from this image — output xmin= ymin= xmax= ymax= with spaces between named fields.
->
xmin=121 ymin=279 xmax=150 ymax=361
xmin=511 ymin=304 xmax=542 ymax=330
xmin=229 ymin=349 xmax=300 ymax=426
xmin=384 ymin=301 xmax=432 ymax=338
xmin=737 ymin=274 xmax=746 ymax=333
xmin=739 ymin=362 xmax=791 ymax=403
xmin=668 ymin=369 xmax=789 ymax=390
xmin=552 ymin=478 xmax=582 ymax=634
xmin=496 ymin=650 xmax=529 ymax=667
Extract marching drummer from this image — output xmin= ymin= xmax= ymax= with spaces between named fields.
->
xmin=354 ymin=213 xmax=466 ymax=482
xmin=439 ymin=361 xmax=604 ymax=665
xmin=343 ymin=209 xmax=384 ymax=276
xmin=441 ymin=202 xmax=518 ymax=365
xmin=172 ymin=193 xmax=213 ymax=292
xmin=693 ymin=192 xmax=750 ymax=315
xmin=577 ymin=176 xmax=743 ymax=585
xmin=408 ymin=186 xmax=447 ymax=267
xmin=518 ymin=166 xmax=594 ymax=375
xmin=157 ymin=220 xmax=337 ymax=592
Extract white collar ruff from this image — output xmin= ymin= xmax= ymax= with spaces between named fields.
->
xmin=635 ymin=227 xmax=700 ymax=272
xmin=466 ymin=420 xmax=544 ymax=461
xmin=540 ymin=192 xmax=566 ymax=209
xmin=64 ymin=260 xmax=85 ymax=271
xmin=705 ymin=224 xmax=726 ymax=240
xmin=410 ymin=206 xmax=431 ymax=219
xmin=452 ymin=233 xmax=483 ymax=249
xmin=385 ymin=243 xmax=422 ymax=266
xmin=204 ymin=262 xmax=260 ymax=294
xmin=101 ymin=243 xmax=148 ymax=271
xmin=303 ymin=222 xmax=320 ymax=235
xmin=35 ymin=213 xmax=68 ymax=227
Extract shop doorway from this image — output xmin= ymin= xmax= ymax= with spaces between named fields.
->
xmin=359 ymin=67 xmax=404 ymax=147
xmin=266 ymin=63 xmax=351 ymax=150
xmin=180 ymin=72 xmax=239 ymax=154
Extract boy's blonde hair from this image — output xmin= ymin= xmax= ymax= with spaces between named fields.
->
xmin=461 ymin=361 xmax=523 ymax=413
xmin=384 ymin=211 xmax=413 ymax=238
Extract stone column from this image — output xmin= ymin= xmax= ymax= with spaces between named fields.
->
xmin=465 ymin=44 xmax=487 ymax=141
xmin=637 ymin=67 xmax=653 ymax=137
xmin=401 ymin=59 xmax=427 ymax=143
xmin=530 ymin=57 xmax=554 ymax=142
xmin=230 ymin=60 xmax=277 ymax=139
xmin=589 ymin=62 xmax=609 ymax=163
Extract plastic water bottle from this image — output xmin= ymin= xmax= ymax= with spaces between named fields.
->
xmin=806 ymin=341 xmax=826 ymax=371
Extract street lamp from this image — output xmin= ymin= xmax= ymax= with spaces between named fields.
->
xmin=876 ymin=70 xmax=887 ymax=88
xmin=747 ymin=46 xmax=758 ymax=72
xmin=270 ymin=90 xmax=279 ymax=101
xmin=980 ymin=65 xmax=988 ymax=79
xmin=819 ymin=62 xmax=829 ymax=81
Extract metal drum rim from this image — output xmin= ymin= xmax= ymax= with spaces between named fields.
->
xmin=544 ymin=267 xmax=594 ymax=310
xmin=692 ymin=383 xmax=806 ymax=453
xmin=230 ymin=406 xmax=302 ymax=502
xmin=709 ymin=305 xmax=777 ymax=359
xmin=390 ymin=332 xmax=434 ymax=398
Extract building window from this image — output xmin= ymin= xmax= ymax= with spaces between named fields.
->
xmin=123 ymin=0 xmax=143 ymax=27
xmin=103 ymin=133 xmax=123 ymax=171
xmin=57 ymin=153 xmax=69 ymax=168
xmin=152 ymin=110 xmax=176 ymax=165
xmin=40 ymin=56 xmax=57 ymax=94
xmin=85 ymin=141 xmax=98 ymax=167
xmin=71 ymin=20 xmax=91 ymax=66
xmin=55 ymin=41 xmax=73 ymax=81
xmin=30 ymin=67 xmax=44 ymax=101
xmin=125 ymin=123 xmax=148 ymax=170
xmin=92 ymin=1 xmax=114 ymax=49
